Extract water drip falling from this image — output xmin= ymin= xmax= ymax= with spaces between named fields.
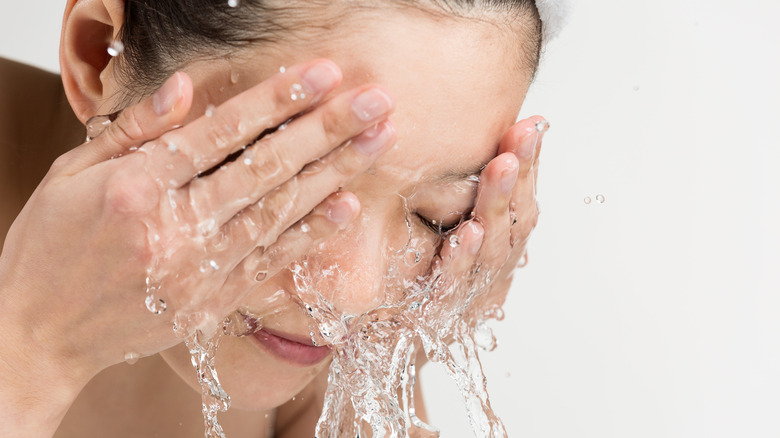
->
xmin=186 ymin=330 xmax=231 ymax=438
xmin=124 ymin=352 xmax=141 ymax=365
xmin=107 ymin=40 xmax=124 ymax=57
xmin=85 ymin=114 xmax=113 ymax=142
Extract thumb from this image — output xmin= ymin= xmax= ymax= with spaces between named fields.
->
xmin=65 ymin=72 xmax=193 ymax=172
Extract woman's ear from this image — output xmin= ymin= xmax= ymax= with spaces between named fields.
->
xmin=60 ymin=0 xmax=126 ymax=123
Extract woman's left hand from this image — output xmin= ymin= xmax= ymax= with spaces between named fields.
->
xmin=434 ymin=115 xmax=548 ymax=317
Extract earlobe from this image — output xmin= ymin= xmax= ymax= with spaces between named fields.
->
xmin=60 ymin=0 xmax=126 ymax=123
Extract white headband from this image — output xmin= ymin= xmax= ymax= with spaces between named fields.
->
xmin=536 ymin=0 xmax=571 ymax=43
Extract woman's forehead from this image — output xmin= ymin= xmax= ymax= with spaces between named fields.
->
xmin=327 ymin=15 xmax=530 ymax=186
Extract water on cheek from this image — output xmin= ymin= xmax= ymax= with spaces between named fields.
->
xmin=287 ymin=201 xmax=508 ymax=437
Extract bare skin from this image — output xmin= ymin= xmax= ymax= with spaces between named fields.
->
xmin=0 ymin=3 xmax=546 ymax=437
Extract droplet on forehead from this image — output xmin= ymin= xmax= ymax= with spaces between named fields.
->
xmin=107 ymin=40 xmax=124 ymax=57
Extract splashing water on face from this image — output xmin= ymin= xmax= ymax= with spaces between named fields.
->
xmin=287 ymin=212 xmax=509 ymax=437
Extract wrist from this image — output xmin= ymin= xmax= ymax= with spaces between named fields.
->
xmin=0 ymin=282 xmax=87 ymax=435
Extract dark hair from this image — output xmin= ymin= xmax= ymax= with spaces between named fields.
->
xmin=116 ymin=0 xmax=542 ymax=102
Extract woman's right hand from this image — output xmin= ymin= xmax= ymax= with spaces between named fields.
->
xmin=0 ymin=59 xmax=396 ymax=405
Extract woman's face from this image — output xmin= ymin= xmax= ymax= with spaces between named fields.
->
xmin=108 ymin=10 xmax=533 ymax=410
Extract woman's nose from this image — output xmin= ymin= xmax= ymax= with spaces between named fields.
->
xmin=306 ymin=211 xmax=395 ymax=315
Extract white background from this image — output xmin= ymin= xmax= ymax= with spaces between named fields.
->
xmin=2 ymin=1 xmax=779 ymax=437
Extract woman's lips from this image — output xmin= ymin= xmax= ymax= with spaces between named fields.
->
xmin=250 ymin=328 xmax=332 ymax=367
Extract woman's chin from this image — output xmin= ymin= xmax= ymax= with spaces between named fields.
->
xmin=159 ymin=335 xmax=331 ymax=412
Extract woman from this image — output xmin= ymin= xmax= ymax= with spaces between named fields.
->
xmin=0 ymin=0 xmax=556 ymax=436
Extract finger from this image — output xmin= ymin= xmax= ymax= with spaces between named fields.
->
xmin=66 ymin=73 xmax=193 ymax=172
xmin=141 ymin=59 xmax=346 ymax=186
xmin=187 ymin=85 xmax=395 ymax=226
xmin=497 ymin=116 xmax=548 ymax=245
xmin=435 ymin=221 xmax=485 ymax=277
xmin=217 ymin=192 xmax=361 ymax=311
xmin=471 ymin=152 xmax=518 ymax=265
xmin=198 ymin=121 xmax=394 ymax=246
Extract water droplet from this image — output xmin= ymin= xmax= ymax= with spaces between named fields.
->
xmin=205 ymin=104 xmax=216 ymax=117
xmin=227 ymin=0 xmax=239 ymax=7
xmin=200 ymin=259 xmax=220 ymax=273
xmin=584 ymin=196 xmax=592 ymax=204
xmin=279 ymin=66 xmax=286 ymax=74
xmin=292 ymin=396 xmax=296 ymax=401
xmin=535 ymin=120 xmax=550 ymax=132
xmin=85 ymin=114 xmax=113 ymax=142
xmin=289 ymin=83 xmax=306 ymax=101
xmin=448 ymin=235 xmax=460 ymax=248
xmin=301 ymin=223 xmax=311 ymax=233
xmin=124 ymin=352 xmax=141 ymax=365
xmin=167 ymin=143 xmax=178 ymax=153
xmin=243 ymin=157 xmax=253 ymax=166
xmin=255 ymin=271 xmax=268 ymax=282
xmin=465 ymin=175 xmax=480 ymax=183
xmin=596 ymin=194 xmax=606 ymax=204
xmin=107 ymin=40 xmax=124 ymax=57
xmin=145 ymin=295 xmax=167 ymax=314
xmin=230 ymin=71 xmax=240 ymax=84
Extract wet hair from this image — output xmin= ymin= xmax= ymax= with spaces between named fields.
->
xmin=116 ymin=0 xmax=542 ymax=101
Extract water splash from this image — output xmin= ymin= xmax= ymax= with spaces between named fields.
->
xmin=290 ymin=212 xmax=510 ymax=437
xmin=596 ymin=194 xmax=606 ymax=204
xmin=583 ymin=196 xmax=592 ymax=205
xmin=185 ymin=329 xmax=230 ymax=438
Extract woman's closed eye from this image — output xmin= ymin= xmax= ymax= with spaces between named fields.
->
xmin=416 ymin=211 xmax=468 ymax=236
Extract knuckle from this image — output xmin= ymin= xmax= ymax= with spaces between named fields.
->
xmin=104 ymin=171 xmax=159 ymax=215
xmin=206 ymin=112 xmax=243 ymax=149
xmin=108 ymin=107 xmax=146 ymax=145
xmin=319 ymin=108 xmax=352 ymax=145
xmin=259 ymin=188 xmax=297 ymax=230
xmin=330 ymin=148 xmax=365 ymax=178
xmin=251 ymin=144 xmax=292 ymax=184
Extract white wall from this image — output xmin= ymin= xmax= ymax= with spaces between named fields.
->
xmin=3 ymin=1 xmax=779 ymax=437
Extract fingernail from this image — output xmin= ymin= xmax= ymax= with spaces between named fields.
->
xmin=467 ymin=222 xmax=484 ymax=255
xmin=352 ymin=121 xmax=394 ymax=154
xmin=352 ymin=88 xmax=393 ymax=122
xmin=500 ymin=165 xmax=518 ymax=193
xmin=153 ymin=73 xmax=183 ymax=116
xmin=327 ymin=199 xmax=355 ymax=224
xmin=301 ymin=62 xmax=341 ymax=95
